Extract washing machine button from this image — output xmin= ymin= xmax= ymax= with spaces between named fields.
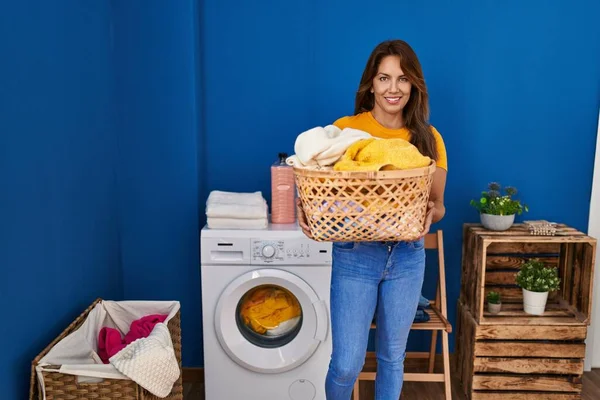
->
xmin=261 ymin=244 xmax=276 ymax=258
xmin=289 ymin=379 xmax=315 ymax=400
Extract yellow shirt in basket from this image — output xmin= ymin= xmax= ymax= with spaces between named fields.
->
xmin=333 ymin=112 xmax=448 ymax=171
xmin=333 ymin=138 xmax=432 ymax=171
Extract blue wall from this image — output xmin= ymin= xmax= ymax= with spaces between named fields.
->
xmin=112 ymin=0 xmax=203 ymax=367
xmin=202 ymin=0 xmax=600 ymax=353
xmin=0 ymin=2 xmax=121 ymax=398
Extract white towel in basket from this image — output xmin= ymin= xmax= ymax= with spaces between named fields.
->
xmin=110 ymin=323 xmax=180 ymax=398
xmin=286 ymin=125 xmax=372 ymax=168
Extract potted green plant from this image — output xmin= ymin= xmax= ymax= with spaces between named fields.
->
xmin=470 ymin=182 xmax=528 ymax=231
xmin=515 ymin=258 xmax=561 ymax=315
xmin=486 ymin=291 xmax=502 ymax=314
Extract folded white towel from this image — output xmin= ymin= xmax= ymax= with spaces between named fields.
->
xmin=207 ymin=190 xmax=266 ymax=207
xmin=206 ymin=202 xmax=268 ymax=219
xmin=286 ymin=125 xmax=372 ymax=168
xmin=207 ymin=217 xmax=268 ymax=230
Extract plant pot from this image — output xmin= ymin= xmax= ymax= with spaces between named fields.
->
xmin=522 ymin=288 xmax=549 ymax=315
xmin=487 ymin=302 xmax=502 ymax=314
xmin=480 ymin=213 xmax=515 ymax=231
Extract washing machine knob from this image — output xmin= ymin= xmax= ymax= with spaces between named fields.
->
xmin=262 ymin=244 xmax=276 ymax=258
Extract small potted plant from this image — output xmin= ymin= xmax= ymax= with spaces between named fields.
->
xmin=515 ymin=258 xmax=561 ymax=315
xmin=486 ymin=291 xmax=502 ymax=314
xmin=470 ymin=182 xmax=528 ymax=231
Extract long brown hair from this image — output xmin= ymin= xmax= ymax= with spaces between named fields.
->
xmin=354 ymin=40 xmax=438 ymax=160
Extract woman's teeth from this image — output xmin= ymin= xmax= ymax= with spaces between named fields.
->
xmin=385 ymin=97 xmax=400 ymax=104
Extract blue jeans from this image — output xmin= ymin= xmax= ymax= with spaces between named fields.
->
xmin=325 ymin=239 xmax=426 ymax=400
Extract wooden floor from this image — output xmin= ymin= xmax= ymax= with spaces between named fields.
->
xmin=183 ymin=367 xmax=600 ymax=399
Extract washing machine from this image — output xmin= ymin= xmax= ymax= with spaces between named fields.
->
xmin=200 ymin=222 xmax=333 ymax=400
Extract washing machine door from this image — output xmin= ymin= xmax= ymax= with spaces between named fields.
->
xmin=214 ymin=268 xmax=328 ymax=374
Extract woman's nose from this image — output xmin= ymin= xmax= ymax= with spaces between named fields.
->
xmin=389 ymin=83 xmax=400 ymax=93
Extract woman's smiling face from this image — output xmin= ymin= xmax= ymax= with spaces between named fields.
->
xmin=371 ymin=55 xmax=412 ymax=116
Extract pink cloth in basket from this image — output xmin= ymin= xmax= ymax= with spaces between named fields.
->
xmin=124 ymin=314 xmax=168 ymax=345
xmin=98 ymin=314 xmax=167 ymax=363
xmin=98 ymin=327 xmax=126 ymax=364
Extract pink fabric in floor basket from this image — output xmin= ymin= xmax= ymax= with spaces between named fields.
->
xmin=98 ymin=314 xmax=167 ymax=363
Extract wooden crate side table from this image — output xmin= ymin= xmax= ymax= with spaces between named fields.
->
xmin=460 ymin=223 xmax=596 ymax=325
xmin=455 ymin=223 xmax=597 ymax=400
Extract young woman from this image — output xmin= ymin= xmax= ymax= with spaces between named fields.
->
xmin=298 ymin=40 xmax=448 ymax=399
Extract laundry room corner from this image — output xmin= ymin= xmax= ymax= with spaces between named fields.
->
xmin=110 ymin=0 xmax=205 ymax=369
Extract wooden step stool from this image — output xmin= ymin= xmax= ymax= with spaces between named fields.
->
xmin=353 ymin=230 xmax=453 ymax=399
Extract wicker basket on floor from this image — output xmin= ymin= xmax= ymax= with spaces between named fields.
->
xmin=294 ymin=162 xmax=436 ymax=242
xmin=29 ymin=298 xmax=183 ymax=400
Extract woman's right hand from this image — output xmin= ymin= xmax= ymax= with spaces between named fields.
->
xmin=296 ymin=198 xmax=313 ymax=239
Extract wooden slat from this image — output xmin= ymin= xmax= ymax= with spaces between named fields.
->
xmin=480 ymin=315 xmax=586 ymax=326
xmin=472 ymin=375 xmax=582 ymax=392
xmin=556 ymin=298 xmax=590 ymax=325
xmin=485 ymin=302 xmax=569 ymax=311
xmin=474 ymin=357 xmax=584 ymax=375
xmin=572 ymin=243 xmax=583 ymax=312
xmin=560 ymin=243 xmax=572 ymax=303
xmin=413 ymin=308 xmax=452 ymax=332
xmin=480 ymin=297 xmax=586 ymax=324
xmin=468 ymin=223 xmax=584 ymax=237
xmin=455 ymin=301 xmax=476 ymax=397
xmin=370 ymin=305 xmax=450 ymax=331
xmin=487 ymin=242 xmax=561 ymax=254
xmin=475 ymin=325 xmax=588 ymax=340
xmin=476 ymin=236 xmax=487 ymax=320
xmin=471 ymin=392 xmax=582 ymax=400
xmin=471 ymin=233 xmax=481 ymax=316
xmin=487 ymin=237 xmax=591 ymax=244
xmin=359 ymin=351 xmax=446 ymax=382
xmin=424 ymin=233 xmax=438 ymax=249
xmin=484 ymin=287 xmax=523 ymax=302
xmin=358 ymin=371 xmax=445 ymax=382
xmin=405 ymin=352 xmax=432 ymax=359
xmin=461 ymin=226 xmax=485 ymax=317
xmin=483 ymin=306 xmax=574 ymax=317
xmin=469 ymin=224 xmax=533 ymax=235
xmin=581 ymin=242 xmax=597 ymax=320
xmin=486 ymin=255 xmax=559 ymax=270
xmin=485 ymin=270 xmax=519 ymax=285
xmin=459 ymin=225 xmax=473 ymax=310
xmin=474 ymin=341 xmax=586 ymax=358
xmin=484 ymin=286 xmax=563 ymax=305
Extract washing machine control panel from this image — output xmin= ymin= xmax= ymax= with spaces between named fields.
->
xmin=251 ymin=238 xmax=331 ymax=265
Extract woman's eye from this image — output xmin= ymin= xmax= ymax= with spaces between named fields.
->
xmin=379 ymin=76 xmax=387 ymax=81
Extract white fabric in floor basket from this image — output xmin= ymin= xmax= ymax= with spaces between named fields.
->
xmin=110 ymin=322 xmax=179 ymax=398
xmin=35 ymin=300 xmax=180 ymax=399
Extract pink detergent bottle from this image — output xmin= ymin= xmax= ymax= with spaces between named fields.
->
xmin=271 ymin=152 xmax=296 ymax=224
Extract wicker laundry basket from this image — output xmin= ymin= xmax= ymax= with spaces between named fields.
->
xmin=294 ymin=162 xmax=436 ymax=242
xmin=29 ymin=298 xmax=183 ymax=400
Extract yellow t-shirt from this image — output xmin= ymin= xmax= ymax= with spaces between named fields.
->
xmin=333 ymin=111 xmax=448 ymax=171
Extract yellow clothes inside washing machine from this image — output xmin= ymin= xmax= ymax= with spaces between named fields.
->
xmin=239 ymin=286 xmax=301 ymax=335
